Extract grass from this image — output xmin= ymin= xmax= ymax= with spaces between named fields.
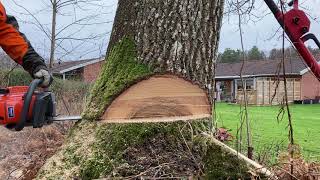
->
xmin=215 ymin=103 xmax=320 ymax=163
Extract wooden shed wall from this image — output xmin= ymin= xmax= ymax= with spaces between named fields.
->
xmin=236 ymin=89 xmax=257 ymax=105
xmin=255 ymin=77 xmax=301 ymax=105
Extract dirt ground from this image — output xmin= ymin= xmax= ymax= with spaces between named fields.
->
xmin=0 ymin=123 xmax=71 ymax=180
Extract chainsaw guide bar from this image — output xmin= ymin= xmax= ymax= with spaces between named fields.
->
xmin=52 ymin=116 xmax=82 ymax=122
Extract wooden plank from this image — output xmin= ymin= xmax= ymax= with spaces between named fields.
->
xmin=293 ymin=78 xmax=295 ymax=100
xmin=262 ymin=80 xmax=265 ymax=105
xmin=269 ymin=78 xmax=271 ymax=104
xmin=236 ymin=89 xmax=257 ymax=105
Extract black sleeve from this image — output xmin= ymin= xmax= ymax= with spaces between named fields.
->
xmin=22 ymin=41 xmax=48 ymax=77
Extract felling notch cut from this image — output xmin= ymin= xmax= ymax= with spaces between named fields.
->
xmin=102 ymin=75 xmax=212 ymax=123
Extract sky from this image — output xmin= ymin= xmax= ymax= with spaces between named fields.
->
xmin=1 ymin=0 xmax=320 ymax=61
xmin=220 ymin=0 xmax=320 ymax=53
xmin=2 ymin=0 xmax=118 ymax=61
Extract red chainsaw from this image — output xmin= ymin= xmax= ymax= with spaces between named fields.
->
xmin=0 ymin=79 xmax=81 ymax=131
xmin=264 ymin=0 xmax=320 ymax=80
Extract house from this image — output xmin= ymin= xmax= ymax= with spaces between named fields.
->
xmin=216 ymin=58 xmax=320 ymax=105
xmin=51 ymin=57 xmax=105 ymax=82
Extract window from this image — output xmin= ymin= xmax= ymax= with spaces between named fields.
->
xmin=246 ymin=79 xmax=254 ymax=90
xmin=236 ymin=79 xmax=255 ymax=90
xmin=237 ymin=80 xmax=243 ymax=90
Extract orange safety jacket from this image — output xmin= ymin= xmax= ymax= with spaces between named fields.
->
xmin=0 ymin=2 xmax=47 ymax=76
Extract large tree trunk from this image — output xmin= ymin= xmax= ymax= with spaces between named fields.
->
xmin=83 ymin=0 xmax=224 ymax=120
xmin=37 ymin=1 xmax=253 ymax=179
xmin=108 ymin=0 xmax=223 ymax=100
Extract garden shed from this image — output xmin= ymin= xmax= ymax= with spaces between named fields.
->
xmin=216 ymin=58 xmax=320 ymax=105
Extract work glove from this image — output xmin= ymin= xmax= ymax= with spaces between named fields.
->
xmin=33 ymin=68 xmax=53 ymax=88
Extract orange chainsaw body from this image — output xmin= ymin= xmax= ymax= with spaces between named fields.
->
xmin=0 ymin=86 xmax=36 ymax=125
xmin=0 ymin=79 xmax=56 ymax=131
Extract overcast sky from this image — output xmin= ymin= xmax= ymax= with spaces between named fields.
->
xmin=1 ymin=0 xmax=320 ymax=61
xmin=2 ymin=0 xmax=118 ymax=61
xmin=220 ymin=0 xmax=320 ymax=52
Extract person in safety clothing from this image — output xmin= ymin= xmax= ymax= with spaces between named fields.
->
xmin=0 ymin=3 xmax=52 ymax=87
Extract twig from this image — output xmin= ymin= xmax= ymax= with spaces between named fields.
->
xmin=280 ymin=2 xmax=295 ymax=179
xmin=123 ymin=162 xmax=175 ymax=180
xmin=178 ymin=124 xmax=203 ymax=174
xmin=236 ymin=0 xmax=253 ymax=159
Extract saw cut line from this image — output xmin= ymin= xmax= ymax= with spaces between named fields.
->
xmin=102 ymin=114 xmax=212 ymax=123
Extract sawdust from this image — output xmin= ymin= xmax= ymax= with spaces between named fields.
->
xmin=103 ymin=75 xmax=211 ymax=122
xmin=36 ymin=122 xmax=98 ymax=180
xmin=0 ymin=124 xmax=68 ymax=180
xmin=113 ymin=133 xmax=203 ymax=178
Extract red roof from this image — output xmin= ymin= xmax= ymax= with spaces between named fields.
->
xmin=51 ymin=58 xmax=104 ymax=74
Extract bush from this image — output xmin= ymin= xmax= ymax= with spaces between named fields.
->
xmin=0 ymin=68 xmax=91 ymax=115
xmin=52 ymin=78 xmax=90 ymax=98
xmin=0 ymin=69 xmax=90 ymax=93
xmin=0 ymin=68 xmax=32 ymax=87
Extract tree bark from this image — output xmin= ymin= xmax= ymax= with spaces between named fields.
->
xmin=108 ymin=0 xmax=224 ymax=100
xmin=49 ymin=0 xmax=57 ymax=69
xmin=83 ymin=0 xmax=225 ymax=120
xmin=36 ymin=1 xmax=253 ymax=179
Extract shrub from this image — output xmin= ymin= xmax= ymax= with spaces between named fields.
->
xmin=0 ymin=68 xmax=91 ymax=115
xmin=0 ymin=68 xmax=32 ymax=87
xmin=0 ymin=69 xmax=90 ymax=93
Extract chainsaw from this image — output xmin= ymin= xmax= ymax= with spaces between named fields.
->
xmin=264 ymin=0 xmax=320 ymax=80
xmin=0 ymin=79 xmax=81 ymax=131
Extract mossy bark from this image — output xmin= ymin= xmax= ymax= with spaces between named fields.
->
xmin=82 ymin=38 xmax=152 ymax=120
xmin=35 ymin=0 xmax=252 ymax=179
xmin=37 ymin=121 xmax=250 ymax=179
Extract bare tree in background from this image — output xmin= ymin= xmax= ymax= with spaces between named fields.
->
xmin=10 ymin=0 xmax=114 ymax=68
xmin=223 ymin=0 xmax=256 ymax=159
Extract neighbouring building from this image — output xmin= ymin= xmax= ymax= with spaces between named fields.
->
xmin=216 ymin=58 xmax=320 ymax=105
xmin=51 ymin=57 xmax=105 ymax=83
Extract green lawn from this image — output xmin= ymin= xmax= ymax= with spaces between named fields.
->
xmin=215 ymin=103 xmax=320 ymax=162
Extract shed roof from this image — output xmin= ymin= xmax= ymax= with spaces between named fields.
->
xmin=216 ymin=57 xmax=318 ymax=79
xmin=51 ymin=57 xmax=104 ymax=74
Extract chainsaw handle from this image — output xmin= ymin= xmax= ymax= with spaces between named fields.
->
xmin=264 ymin=0 xmax=280 ymax=15
xmin=301 ymin=33 xmax=320 ymax=50
xmin=288 ymin=0 xmax=294 ymax=6
xmin=15 ymin=79 xmax=43 ymax=131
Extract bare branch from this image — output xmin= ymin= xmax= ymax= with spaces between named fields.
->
xmin=11 ymin=0 xmax=51 ymax=39
xmin=10 ymin=0 xmax=114 ymax=66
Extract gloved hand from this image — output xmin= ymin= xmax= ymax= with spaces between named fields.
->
xmin=33 ymin=69 xmax=53 ymax=88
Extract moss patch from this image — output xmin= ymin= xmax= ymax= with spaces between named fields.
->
xmin=82 ymin=37 xmax=152 ymax=120
xmin=202 ymin=141 xmax=250 ymax=179
xmin=38 ymin=120 xmax=251 ymax=179
xmin=36 ymin=122 xmax=98 ymax=180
